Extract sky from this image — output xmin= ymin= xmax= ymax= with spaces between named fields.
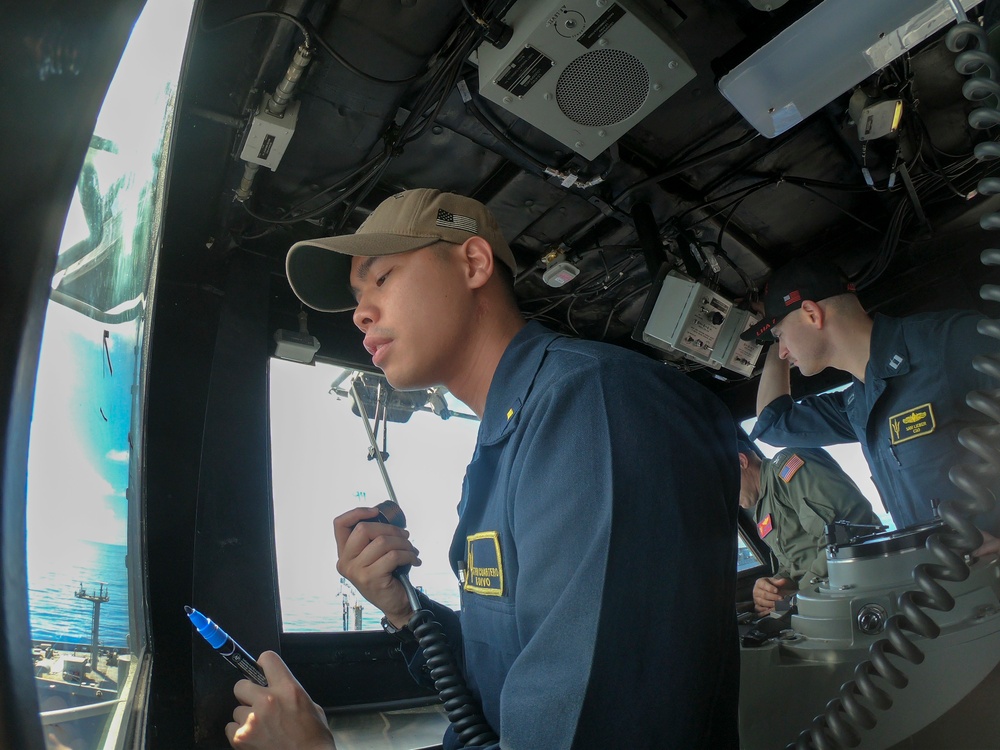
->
xmin=268 ymin=359 xmax=482 ymax=621
xmin=27 ymin=302 xmax=132 ymax=550
xmin=24 ymin=0 xmax=194 ymax=570
xmin=740 ymin=415 xmax=893 ymax=528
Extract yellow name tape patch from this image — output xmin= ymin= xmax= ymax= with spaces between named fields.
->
xmin=464 ymin=531 xmax=504 ymax=596
xmin=889 ymin=402 xmax=936 ymax=445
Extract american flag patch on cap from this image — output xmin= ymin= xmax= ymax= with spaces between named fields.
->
xmin=783 ymin=290 xmax=801 ymax=306
xmin=436 ymin=209 xmax=477 ymax=233
xmin=779 ymin=453 xmax=805 ymax=482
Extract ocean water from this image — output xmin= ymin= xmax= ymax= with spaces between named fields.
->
xmin=28 ymin=538 xmax=461 ymax=643
xmin=28 ymin=540 xmax=130 ymax=648
xmin=282 ymin=567 xmax=463 ymax=633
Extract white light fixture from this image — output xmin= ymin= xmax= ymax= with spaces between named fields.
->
xmin=274 ymin=310 xmax=320 ymax=364
xmin=718 ymin=0 xmax=978 ymax=138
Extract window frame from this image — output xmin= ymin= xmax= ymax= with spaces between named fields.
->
xmin=0 ymin=3 xmax=149 ymax=749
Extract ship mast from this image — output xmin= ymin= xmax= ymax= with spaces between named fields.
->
xmin=75 ymin=582 xmax=110 ymax=672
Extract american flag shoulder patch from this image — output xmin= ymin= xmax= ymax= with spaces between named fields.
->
xmin=436 ymin=209 xmax=478 ymax=233
xmin=779 ymin=453 xmax=805 ymax=483
xmin=783 ymin=290 xmax=801 ymax=306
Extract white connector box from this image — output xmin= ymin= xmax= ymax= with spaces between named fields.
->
xmin=240 ymin=95 xmax=301 ymax=170
xmin=641 ymin=272 xmax=762 ymax=376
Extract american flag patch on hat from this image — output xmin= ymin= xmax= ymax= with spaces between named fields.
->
xmin=779 ymin=453 xmax=805 ymax=482
xmin=783 ymin=290 xmax=801 ymax=306
xmin=436 ymin=209 xmax=477 ymax=233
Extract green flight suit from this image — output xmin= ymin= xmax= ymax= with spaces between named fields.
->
xmin=754 ymin=448 xmax=881 ymax=585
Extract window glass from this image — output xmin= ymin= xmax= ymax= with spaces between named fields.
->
xmin=270 ymin=359 xmax=480 ymax=632
xmin=737 ymin=534 xmax=764 ymax=572
xmin=25 ymin=2 xmax=194 ymax=748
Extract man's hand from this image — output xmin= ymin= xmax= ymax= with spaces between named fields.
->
xmin=226 ymin=651 xmax=336 ymax=750
xmin=753 ymin=577 xmax=796 ymax=615
xmin=334 ymin=506 xmax=421 ymax=626
xmin=756 ymin=345 xmax=791 ymax=416
xmin=973 ymin=529 xmax=1000 ymax=558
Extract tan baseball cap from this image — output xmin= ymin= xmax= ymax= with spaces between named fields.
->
xmin=285 ymin=188 xmax=518 ymax=312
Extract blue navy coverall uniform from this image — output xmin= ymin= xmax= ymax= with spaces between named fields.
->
xmin=404 ymin=322 xmax=741 ymax=749
xmin=752 ymin=311 xmax=1000 ymax=534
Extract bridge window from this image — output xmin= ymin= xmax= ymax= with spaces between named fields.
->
xmin=269 ymin=359 xmax=480 ymax=632
xmin=24 ymin=1 xmax=194 ymax=747
xmin=740 ymin=410 xmax=892 ymax=528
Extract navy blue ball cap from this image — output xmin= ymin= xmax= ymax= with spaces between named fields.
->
xmin=740 ymin=258 xmax=855 ymax=342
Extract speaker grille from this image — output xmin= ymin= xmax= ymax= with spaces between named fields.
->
xmin=556 ymin=48 xmax=649 ymax=127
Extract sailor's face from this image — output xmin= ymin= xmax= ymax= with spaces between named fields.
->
xmin=773 ymin=309 xmax=824 ymax=376
xmin=350 ymin=244 xmax=471 ymax=390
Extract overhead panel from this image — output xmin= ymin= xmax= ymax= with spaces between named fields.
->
xmin=476 ymin=0 xmax=695 ymax=160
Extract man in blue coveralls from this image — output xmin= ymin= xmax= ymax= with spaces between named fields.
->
xmin=742 ymin=258 xmax=1000 ymax=556
xmin=222 ymin=188 xmax=741 ymax=750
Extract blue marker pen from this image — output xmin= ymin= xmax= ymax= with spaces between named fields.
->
xmin=185 ymin=605 xmax=268 ymax=686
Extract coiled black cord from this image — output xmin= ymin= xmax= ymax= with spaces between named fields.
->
xmin=407 ymin=608 xmax=499 ymax=747
xmin=787 ymin=19 xmax=1000 ymax=750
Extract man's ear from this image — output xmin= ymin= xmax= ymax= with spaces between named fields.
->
xmin=461 ymin=236 xmax=495 ymax=290
xmin=738 ymin=452 xmax=750 ymax=470
xmin=800 ymin=300 xmax=825 ymax=329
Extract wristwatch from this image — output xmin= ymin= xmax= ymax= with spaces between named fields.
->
xmin=381 ymin=615 xmax=417 ymax=644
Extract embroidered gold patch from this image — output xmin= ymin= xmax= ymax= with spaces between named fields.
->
xmin=464 ymin=531 xmax=504 ymax=596
xmin=506 ymin=407 xmax=514 ymax=420
xmin=889 ymin=403 xmax=936 ymax=445
xmin=757 ymin=513 xmax=774 ymax=539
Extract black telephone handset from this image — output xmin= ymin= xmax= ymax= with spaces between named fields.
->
xmin=373 ymin=499 xmax=411 ymax=576
xmin=368 ymin=499 xmax=498 ymax=747
xmin=349 ymin=374 xmax=496 ymax=746
xmin=374 ymin=499 xmax=405 ymax=527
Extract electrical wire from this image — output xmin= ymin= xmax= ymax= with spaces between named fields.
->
xmin=564 ymin=131 xmax=761 ymax=248
xmin=784 ymin=182 xmax=884 ymax=234
xmin=855 ymin=151 xmax=1000 ymax=288
xmin=240 ymin=151 xmax=389 ymax=227
xmin=460 ymin=0 xmax=491 ymax=30
xmin=521 ymin=251 xmax=647 ymax=335
xmin=200 ymin=10 xmax=311 ymax=48
xmin=672 ymin=178 xmax=782 ymax=226
xmin=324 ymin=17 xmax=484 ymax=232
xmin=465 ymin=94 xmax=555 ymax=171
xmin=309 ymin=32 xmax=424 ymax=86
xmin=240 ymin=11 xmax=483 ymax=238
xmin=613 ymin=131 xmax=760 ymax=207
xmin=201 ymin=10 xmax=426 ymax=86
xmin=699 ymin=241 xmax=757 ymax=299
xmin=598 ymin=284 xmax=651 ymax=340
